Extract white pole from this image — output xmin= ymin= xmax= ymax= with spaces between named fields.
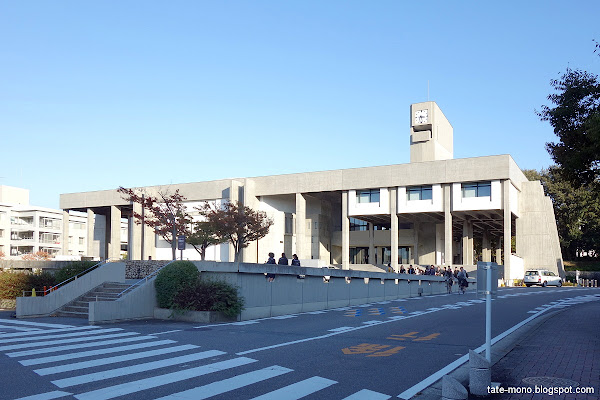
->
xmin=485 ymin=265 xmax=492 ymax=362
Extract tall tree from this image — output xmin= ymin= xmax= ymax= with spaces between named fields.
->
xmin=186 ymin=221 xmax=225 ymax=261
xmin=199 ymin=201 xmax=273 ymax=262
xmin=538 ymin=68 xmax=600 ymax=187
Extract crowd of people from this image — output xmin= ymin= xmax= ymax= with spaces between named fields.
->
xmin=266 ymin=252 xmax=301 ymax=266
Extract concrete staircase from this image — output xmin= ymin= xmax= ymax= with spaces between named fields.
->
xmin=54 ymin=282 xmax=132 ymax=318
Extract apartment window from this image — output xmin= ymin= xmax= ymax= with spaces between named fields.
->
xmin=407 ymin=186 xmax=432 ymax=201
xmin=356 ymin=189 xmax=380 ymax=204
xmin=462 ymin=182 xmax=492 ymax=198
xmin=350 ymin=218 xmax=368 ymax=231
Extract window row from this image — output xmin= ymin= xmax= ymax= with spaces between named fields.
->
xmin=356 ymin=182 xmax=492 ymax=202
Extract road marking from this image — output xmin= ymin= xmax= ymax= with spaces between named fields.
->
xmin=328 ymin=326 xmax=354 ymax=332
xmin=13 ymin=391 xmax=73 ymax=400
xmin=342 ymin=388 xmax=391 ymax=399
xmin=0 ymin=319 xmax=73 ymax=329
xmin=248 ymin=376 xmax=336 ymax=400
xmin=271 ymin=315 xmax=298 ymax=319
xmin=0 ymin=325 xmax=43 ymax=332
xmin=230 ymin=321 xmax=260 ymax=325
xmin=0 ymin=327 xmax=123 ymax=344
xmin=154 ymin=365 xmax=293 ymax=400
xmin=0 ymin=326 xmax=99 ymax=339
xmin=73 ymin=357 xmax=257 ymax=400
xmin=20 ymin=339 xmax=177 ymax=366
xmin=34 ymin=344 xmax=200 ymax=375
xmin=0 ymin=332 xmax=139 ymax=351
xmin=152 ymin=329 xmax=182 ymax=335
xmin=7 ymin=335 xmax=158 ymax=357
xmin=52 ymin=349 xmax=226 ymax=388
xmin=396 ymin=295 xmax=600 ymax=399
xmin=306 ymin=311 xmax=326 ymax=314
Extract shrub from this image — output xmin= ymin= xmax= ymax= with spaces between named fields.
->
xmin=0 ymin=272 xmax=30 ymax=299
xmin=154 ymin=261 xmax=199 ymax=309
xmin=53 ymin=261 xmax=97 ymax=284
xmin=28 ymin=272 xmax=57 ymax=293
xmin=172 ymin=278 xmax=244 ymax=318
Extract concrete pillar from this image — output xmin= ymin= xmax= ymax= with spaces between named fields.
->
xmin=86 ymin=208 xmax=95 ymax=258
xmin=503 ymin=180 xmax=512 ymax=273
xmin=108 ymin=206 xmax=121 ymax=260
xmin=368 ymin=222 xmax=375 ymax=265
xmin=496 ymin=246 xmax=502 ymax=264
xmin=444 ymin=184 xmax=452 ymax=266
xmin=62 ymin=210 xmax=70 ymax=256
xmin=296 ymin=193 xmax=307 ymax=260
xmin=462 ymin=220 xmax=474 ymax=265
xmin=413 ymin=221 xmax=419 ymax=265
xmin=130 ymin=202 xmax=142 ymax=260
xmin=482 ymin=230 xmax=491 ymax=262
xmin=342 ymin=191 xmax=350 ymax=269
xmin=390 ymin=187 xmax=398 ymax=270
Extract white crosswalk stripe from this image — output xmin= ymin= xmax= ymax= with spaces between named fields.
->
xmin=249 ymin=376 xmax=337 ymax=400
xmin=0 ymin=331 xmax=139 ymax=351
xmin=0 ymin=325 xmax=99 ymax=339
xmin=0 ymin=327 xmax=123 ymax=344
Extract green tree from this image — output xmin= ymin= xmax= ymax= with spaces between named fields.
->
xmin=538 ymin=68 xmax=600 ymax=187
xmin=199 ymin=201 xmax=273 ymax=263
xmin=187 ymin=221 xmax=225 ymax=261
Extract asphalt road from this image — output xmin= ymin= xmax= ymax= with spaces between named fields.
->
xmin=1 ymin=286 xmax=599 ymax=400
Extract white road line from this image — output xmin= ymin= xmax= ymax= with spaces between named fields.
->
xmin=74 ymin=357 xmax=257 ymax=400
xmin=271 ymin=315 xmax=298 ymax=319
xmin=328 ymin=327 xmax=354 ymax=332
xmin=396 ymin=301 xmax=571 ymax=400
xmin=35 ymin=344 xmax=200 ymax=376
xmin=343 ymin=388 xmax=392 ymax=400
xmin=0 ymin=332 xmax=139 ymax=351
xmin=0 ymin=326 xmax=98 ymax=339
xmin=249 ymin=376 xmax=337 ymax=400
xmin=7 ymin=335 xmax=157 ymax=357
xmin=306 ymin=311 xmax=326 ymax=314
xmin=362 ymin=321 xmax=382 ymax=325
xmin=0 ymin=319 xmax=73 ymax=328
xmin=230 ymin=321 xmax=260 ymax=325
xmin=20 ymin=339 xmax=177 ymax=366
xmin=0 ymin=327 xmax=123 ymax=344
xmin=13 ymin=390 xmax=73 ymax=400
xmin=154 ymin=365 xmax=293 ymax=400
xmin=53 ymin=349 xmax=226 ymax=388
xmin=0 ymin=325 xmax=43 ymax=332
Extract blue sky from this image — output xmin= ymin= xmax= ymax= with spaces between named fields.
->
xmin=1 ymin=1 xmax=599 ymax=209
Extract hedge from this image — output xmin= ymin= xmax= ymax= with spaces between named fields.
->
xmin=154 ymin=261 xmax=199 ymax=309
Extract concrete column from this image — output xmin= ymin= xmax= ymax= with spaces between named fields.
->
xmin=368 ymin=222 xmax=375 ymax=265
xmin=86 ymin=208 xmax=95 ymax=258
xmin=130 ymin=202 xmax=142 ymax=260
xmin=342 ymin=191 xmax=350 ymax=269
xmin=390 ymin=187 xmax=398 ymax=270
xmin=444 ymin=184 xmax=453 ymax=266
xmin=108 ymin=206 xmax=121 ymax=260
xmin=503 ymin=180 xmax=512 ymax=272
xmin=413 ymin=221 xmax=419 ymax=265
xmin=482 ymin=230 xmax=491 ymax=262
xmin=462 ymin=220 xmax=474 ymax=265
xmin=295 ymin=193 xmax=307 ymax=260
xmin=496 ymin=246 xmax=502 ymax=264
xmin=468 ymin=222 xmax=474 ymax=265
xmin=62 ymin=210 xmax=70 ymax=256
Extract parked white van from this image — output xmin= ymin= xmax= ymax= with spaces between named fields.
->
xmin=524 ymin=270 xmax=562 ymax=287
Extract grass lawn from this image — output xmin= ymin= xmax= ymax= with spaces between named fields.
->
xmin=564 ymin=260 xmax=600 ymax=271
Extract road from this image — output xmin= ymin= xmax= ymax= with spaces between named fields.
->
xmin=1 ymin=286 xmax=599 ymax=400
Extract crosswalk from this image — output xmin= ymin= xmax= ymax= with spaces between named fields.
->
xmin=1 ymin=319 xmax=393 ymax=400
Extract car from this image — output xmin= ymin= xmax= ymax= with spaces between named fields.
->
xmin=523 ymin=270 xmax=562 ymax=287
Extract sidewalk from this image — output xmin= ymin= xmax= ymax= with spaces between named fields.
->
xmin=489 ymin=299 xmax=599 ymax=400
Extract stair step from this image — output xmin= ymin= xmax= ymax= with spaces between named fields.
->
xmin=55 ymin=310 xmax=88 ymax=318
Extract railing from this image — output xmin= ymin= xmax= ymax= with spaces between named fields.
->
xmin=116 ymin=260 xmax=176 ymax=297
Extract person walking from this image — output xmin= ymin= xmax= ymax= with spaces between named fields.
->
xmin=457 ymin=266 xmax=468 ymax=294
xmin=444 ymin=267 xmax=454 ymax=294
xmin=291 ymin=254 xmax=301 ymax=266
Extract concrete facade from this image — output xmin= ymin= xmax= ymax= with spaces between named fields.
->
xmin=59 ymin=102 xmax=564 ymax=280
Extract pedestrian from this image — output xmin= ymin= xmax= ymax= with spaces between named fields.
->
xmin=399 ymin=265 xmax=406 ymax=274
xmin=291 ymin=254 xmax=301 ymax=266
xmin=266 ymin=252 xmax=276 ymax=264
xmin=278 ymin=253 xmax=289 ymax=265
xmin=444 ymin=267 xmax=454 ymax=293
xmin=457 ymin=267 xmax=468 ymax=294
xmin=408 ymin=265 xmax=415 ymax=274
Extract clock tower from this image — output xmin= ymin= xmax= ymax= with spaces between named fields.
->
xmin=410 ymin=101 xmax=453 ymax=163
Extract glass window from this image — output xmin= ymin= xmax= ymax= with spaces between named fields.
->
xmin=407 ymin=186 xmax=433 ymax=201
xmin=461 ymin=182 xmax=491 ymax=198
xmin=356 ymin=189 xmax=380 ymax=204
xmin=350 ymin=218 xmax=368 ymax=231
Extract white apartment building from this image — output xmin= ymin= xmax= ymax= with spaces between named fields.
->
xmin=0 ymin=186 xmax=88 ymax=259
xmin=59 ymin=102 xmax=564 ymax=281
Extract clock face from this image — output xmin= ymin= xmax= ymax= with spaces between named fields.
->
xmin=414 ymin=109 xmax=428 ymax=125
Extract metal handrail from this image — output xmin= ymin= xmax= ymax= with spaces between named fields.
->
xmin=116 ymin=260 xmax=177 ymax=297
xmin=43 ymin=258 xmax=115 ymax=295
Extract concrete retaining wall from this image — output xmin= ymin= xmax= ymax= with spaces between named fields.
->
xmin=16 ymin=262 xmax=126 ymax=318
xmin=89 ymin=277 xmax=156 ymax=324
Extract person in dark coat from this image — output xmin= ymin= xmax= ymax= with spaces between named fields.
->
xmin=278 ymin=253 xmax=289 ymax=265
xmin=291 ymin=254 xmax=301 ymax=266
xmin=266 ymin=252 xmax=276 ymax=264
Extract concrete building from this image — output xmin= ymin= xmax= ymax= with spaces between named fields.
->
xmin=0 ymin=186 xmax=88 ymax=259
xmin=59 ymin=102 xmax=564 ymax=281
